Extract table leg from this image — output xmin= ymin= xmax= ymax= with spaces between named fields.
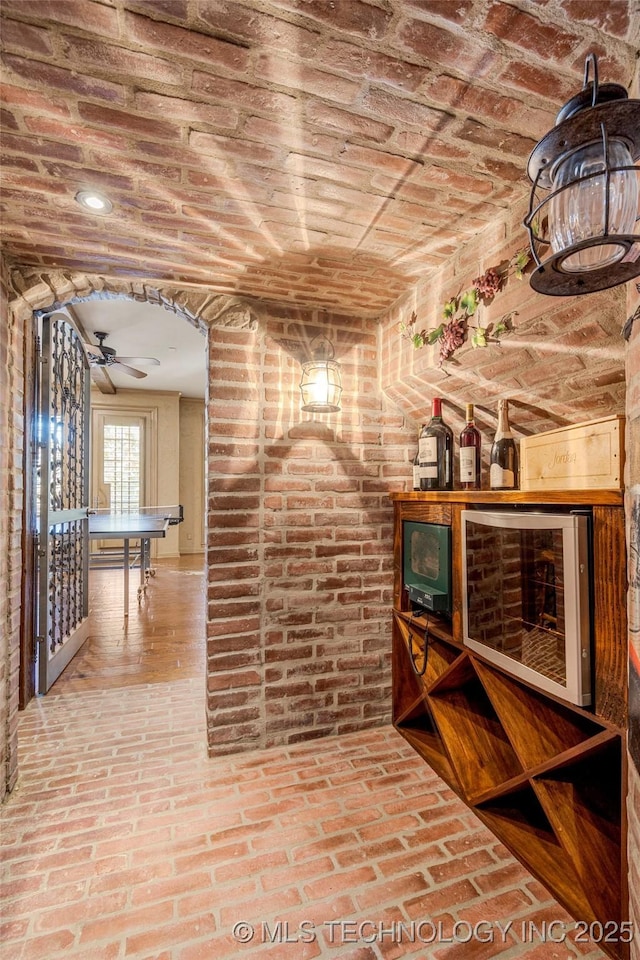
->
xmin=140 ymin=539 xmax=146 ymax=588
xmin=124 ymin=537 xmax=129 ymax=618
xmin=138 ymin=538 xmax=148 ymax=603
xmin=145 ymin=538 xmax=156 ymax=580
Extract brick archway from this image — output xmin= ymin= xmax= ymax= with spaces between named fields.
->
xmin=7 ymin=268 xmax=255 ymax=332
xmin=4 ymin=266 xmax=404 ymax=791
xmin=2 ymin=268 xmax=256 ymax=796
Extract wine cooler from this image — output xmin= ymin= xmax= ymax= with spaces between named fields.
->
xmin=461 ymin=510 xmax=591 ymax=706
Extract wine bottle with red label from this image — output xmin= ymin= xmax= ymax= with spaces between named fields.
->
xmin=459 ymin=403 xmax=481 ymax=490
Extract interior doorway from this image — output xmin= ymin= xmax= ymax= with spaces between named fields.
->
xmin=8 ymin=271 xmax=254 ymax=801
xmin=21 ymin=293 xmax=208 ymax=704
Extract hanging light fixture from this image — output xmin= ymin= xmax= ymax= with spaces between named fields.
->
xmin=299 ymin=334 xmax=342 ymax=413
xmin=524 ymin=53 xmax=640 ymax=296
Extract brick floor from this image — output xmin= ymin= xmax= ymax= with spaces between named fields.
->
xmin=0 ymin=678 xmax=608 ymax=960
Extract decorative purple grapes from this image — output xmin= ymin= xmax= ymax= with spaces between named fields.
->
xmin=439 ymin=318 xmax=466 ymax=364
xmin=473 ymin=268 xmax=503 ymax=299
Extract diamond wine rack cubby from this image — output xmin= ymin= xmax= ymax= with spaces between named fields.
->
xmin=391 ymin=492 xmax=628 ymax=960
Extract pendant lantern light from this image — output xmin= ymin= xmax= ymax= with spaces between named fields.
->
xmin=299 ymin=335 xmax=342 ymax=413
xmin=524 ymin=53 xmax=640 ymax=296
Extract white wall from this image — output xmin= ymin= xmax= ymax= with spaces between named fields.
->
xmin=179 ymin=398 xmax=205 ymax=554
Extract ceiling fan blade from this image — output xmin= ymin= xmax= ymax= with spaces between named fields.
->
xmin=89 ymin=365 xmax=117 ymax=395
xmin=115 ymin=356 xmax=160 ymax=366
xmin=112 ymin=361 xmax=147 ymax=379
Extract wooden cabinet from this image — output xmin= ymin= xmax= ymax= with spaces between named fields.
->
xmin=391 ymin=491 xmax=628 ymax=960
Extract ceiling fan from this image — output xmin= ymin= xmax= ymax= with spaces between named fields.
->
xmin=83 ymin=331 xmax=160 ymax=379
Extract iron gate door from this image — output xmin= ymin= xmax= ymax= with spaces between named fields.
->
xmin=36 ymin=311 xmax=91 ymax=693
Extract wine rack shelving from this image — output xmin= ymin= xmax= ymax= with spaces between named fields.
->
xmin=390 ymin=491 xmax=627 ymax=960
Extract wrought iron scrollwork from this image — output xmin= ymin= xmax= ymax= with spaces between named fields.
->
xmin=49 ymin=319 xmax=86 ymax=511
xmin=46 ymin=317 xmax=88 ymax=652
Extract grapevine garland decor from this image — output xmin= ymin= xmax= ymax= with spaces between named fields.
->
xmin=399 ymin=248 xmax=530 ymax=366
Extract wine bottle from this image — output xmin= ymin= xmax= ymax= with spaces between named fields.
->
xmin=412 ymin=425 xmax=424 ymax=491
xmin=419 ymin=398 xmax=453 ymax=491
xmin=459 ymin=403 xmax=481 ymax=490
xmin=490 ymin=399 xmax=518 ymax=490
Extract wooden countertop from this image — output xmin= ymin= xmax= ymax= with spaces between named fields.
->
xmin=389 ymin=489 xmax=624 ymax=506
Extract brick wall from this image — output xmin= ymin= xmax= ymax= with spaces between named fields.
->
xmin=0 ymin=255 xmax=24 ymax=800
xmin=630 ymin=763 xmax=640 ymax=960
xmin=379 ymin=200 xmax=626 ymax=451
xmin=624 ymin=47 xmax=640 ymax=941
xmin=206 ymin=304 xmax=415 ymax=754
xmin=625 ymin=275 xmax=640 ymax=960
xmin=0 ymin=270 xmax=420 ymax=774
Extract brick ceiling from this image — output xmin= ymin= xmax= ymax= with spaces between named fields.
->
xmin=1 ymin=0 xmax=638 ymax=317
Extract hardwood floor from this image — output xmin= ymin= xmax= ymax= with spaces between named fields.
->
xmin=51 ymin=554 xmax=206 ymax=694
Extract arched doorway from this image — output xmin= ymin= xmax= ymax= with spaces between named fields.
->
xmin=3 ymin=268 xmax=254 ymax=793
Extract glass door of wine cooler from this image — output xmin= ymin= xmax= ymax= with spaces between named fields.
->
xmin=461 ymin=511 xmax=591 ymax=707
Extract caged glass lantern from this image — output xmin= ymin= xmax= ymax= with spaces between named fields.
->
xmin=524 ymin=53 xmax=640 ymax=296
xmin=299 ymin=335 xmax=342 ymax=413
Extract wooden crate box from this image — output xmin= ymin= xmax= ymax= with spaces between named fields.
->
xmin=520 ymin=415 xmax=624 ymax=492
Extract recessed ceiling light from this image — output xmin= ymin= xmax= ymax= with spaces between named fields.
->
xmin=75 ymin=189 xmax=113 ymax=214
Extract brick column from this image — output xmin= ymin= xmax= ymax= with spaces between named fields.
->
xmin=625 ymin=59 xmax=640 ymax=954
xmin=206 ymin=323 xmax=265 ymax=753
xmin=205 ymin=307 xmax=416 ymax=755
xmin=0 ymin=258 xmax=25 ymax=799
xmin=625 ymin=281 xmax=640 ymax=959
